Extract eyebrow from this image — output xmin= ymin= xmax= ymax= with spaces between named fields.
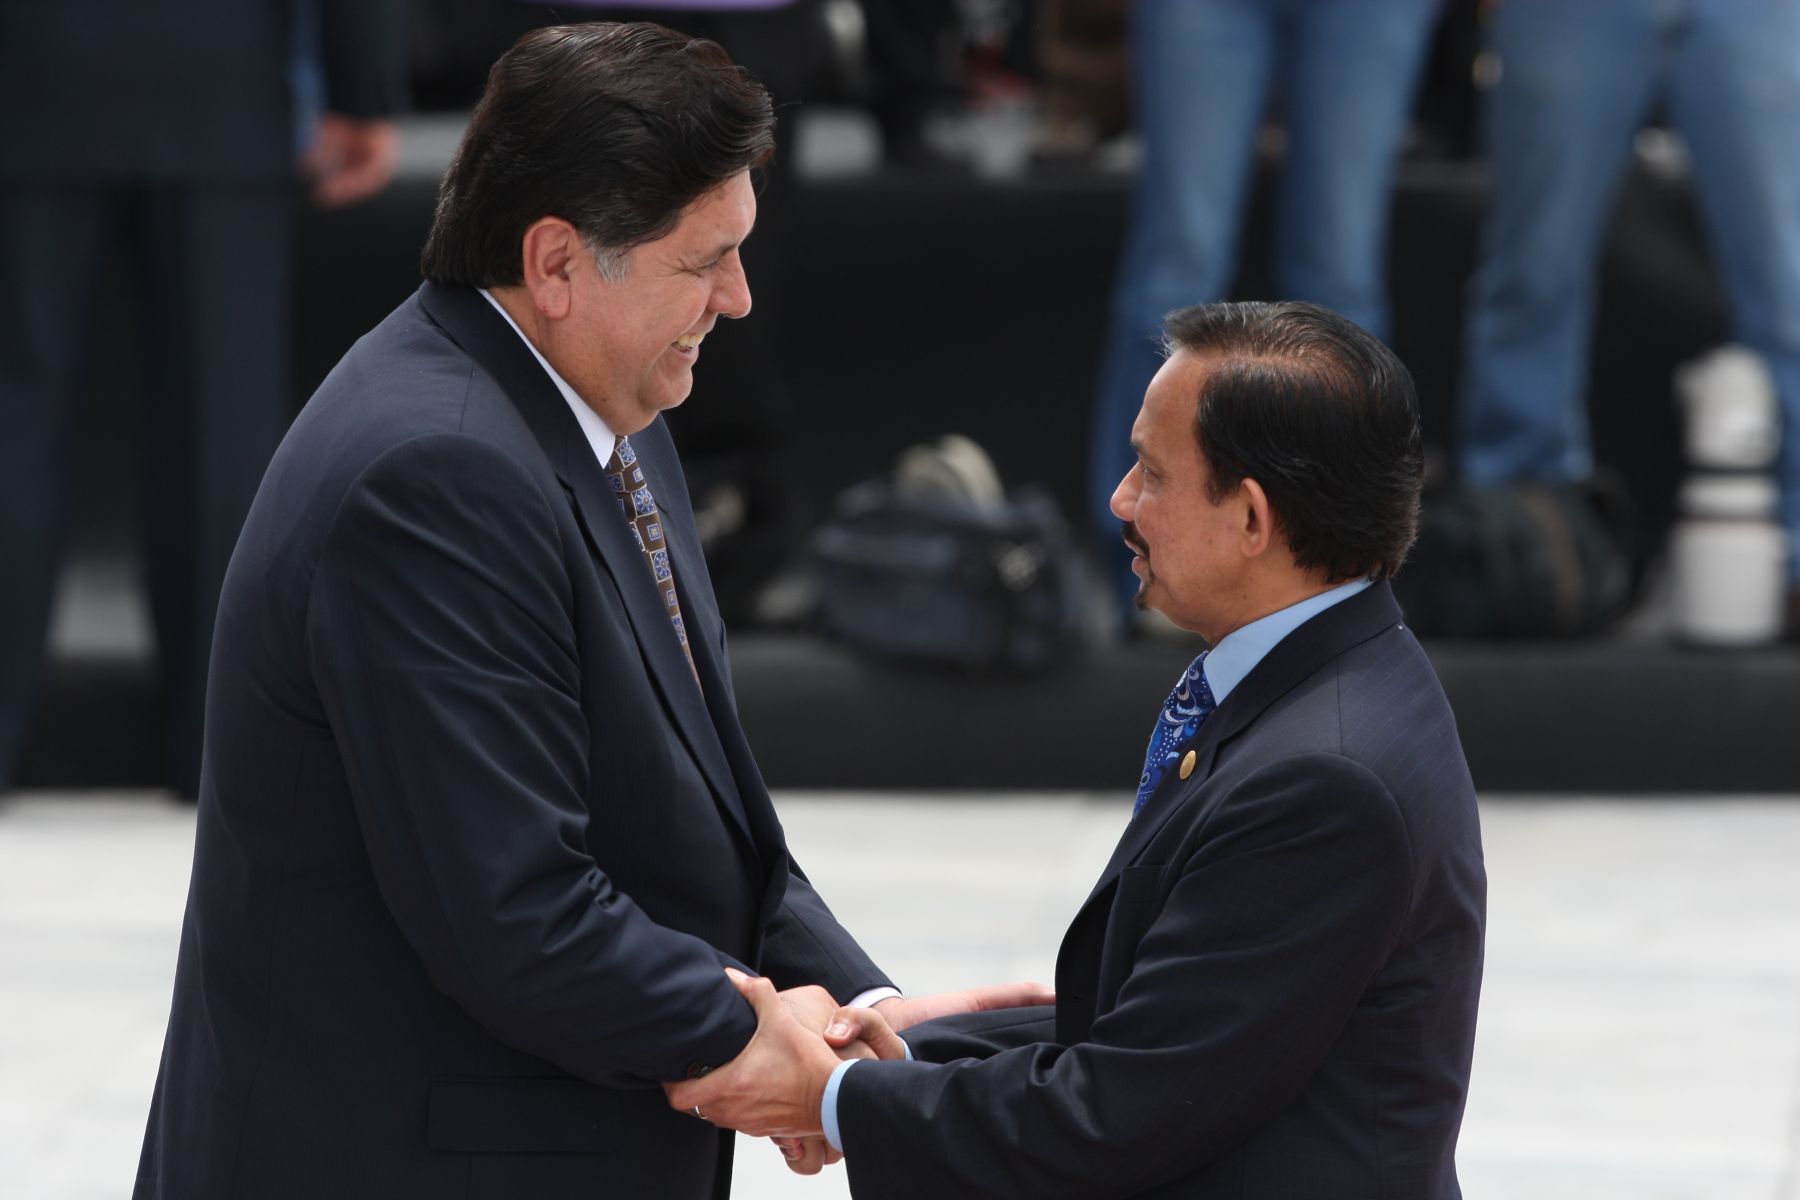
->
xmin=1131 ymin=439 xmax=1159 ymax=471
xmin=683 ymin=238 xmax=744 ymax=269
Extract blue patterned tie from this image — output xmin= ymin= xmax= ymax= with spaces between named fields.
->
xmin=1133 ymin=652 xmax=1216 ymax=818
xmin=604 ymin=436 xmax=697 ymax=682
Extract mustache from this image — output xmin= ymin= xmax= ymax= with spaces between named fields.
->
xmin=1120 ymin=522 xmax=1147 ymax=558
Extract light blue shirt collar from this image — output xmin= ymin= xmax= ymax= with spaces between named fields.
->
xmin=478 ymin=287 xmax=618 ymax=471
xmin=1202 ymin=579 xmax=1373 ymax=704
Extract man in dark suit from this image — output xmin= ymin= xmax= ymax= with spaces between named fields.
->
xmin=133 ymin=23 xmax=1044 ymax=1198
xmin=671 ymin=301 xmax=1487 ymax=1198
xmin=0 ymin=0 xmax=406 ymax=798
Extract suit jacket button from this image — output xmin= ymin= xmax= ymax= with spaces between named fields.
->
xmin=1179 ymin=750 xmax=1197 ymax=780
xmin=685 ymin=1062 xmax=713 ymax=1079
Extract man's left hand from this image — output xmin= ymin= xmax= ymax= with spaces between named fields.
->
xmin=870 ymin=980 xmax=1054 ymax=1032
xmin=772 ymin=1134 xmax=842 ymax=1175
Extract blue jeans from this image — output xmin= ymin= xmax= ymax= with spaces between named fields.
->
xmin=1459 ymin=0 xmax=1800 ymax=579
xmin=1089 ymin=0 xmax=1437 ymax=560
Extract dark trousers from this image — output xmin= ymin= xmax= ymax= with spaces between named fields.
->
xmin=0 ymin=182 xmax=292 ymax=796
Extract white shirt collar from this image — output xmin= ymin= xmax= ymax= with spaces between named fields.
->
xmin=1202 ymin=578 xmax=1373 ymax=704
xmin=478 ymin=287 xmax=617 ymax=469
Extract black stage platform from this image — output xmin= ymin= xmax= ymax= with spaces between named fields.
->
xmin=21 ymin=631 xmax=1800 ymax=795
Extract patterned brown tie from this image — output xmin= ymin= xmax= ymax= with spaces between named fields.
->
xmin=604 ymin=436 xmax=698 ymax=681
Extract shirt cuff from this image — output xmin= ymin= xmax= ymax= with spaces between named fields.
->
xmin=821 ymin=1059 xmax=860 ymax=1152
xmin=820 ymin=1043 xmax=913 ymax=1155
xmin=845 ymin=986 xmax=902 ymax=1009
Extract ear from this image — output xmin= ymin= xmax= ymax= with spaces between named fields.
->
xmin=517 ymin=217 xmax=583 ymax=321
xmin=1237 ymin=477 xmax=1276 ymax=559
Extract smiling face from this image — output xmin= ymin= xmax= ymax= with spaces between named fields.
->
xmin=546 ymin=170 xmax=756 ymax=434
xmin=1110 ymin=350 xmax=1258 ymax=641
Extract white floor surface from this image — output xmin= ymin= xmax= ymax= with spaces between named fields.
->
xmin=2 ymin=792 xmax=1796 ymax=1199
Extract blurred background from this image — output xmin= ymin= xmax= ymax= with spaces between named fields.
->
xmin=3 ymin=2 xmax=1800 ymax=1196
xmin=9 ymin=0 xmax=1800 ymax=796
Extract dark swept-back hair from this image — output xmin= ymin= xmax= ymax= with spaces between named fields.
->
xmin=1162 ymin=300 xmax=1424 ymax=582
xmin=420 ymin=22 xmax=775 ymax=287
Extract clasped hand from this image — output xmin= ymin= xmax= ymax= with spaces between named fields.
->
xmin=664 ymin=968 xmax=1052 ymax=1174
xmin=663 ymin=969 xmax=905 ymax=1141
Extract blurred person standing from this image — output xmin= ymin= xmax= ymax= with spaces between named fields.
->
xmin=1457 ymin=0 xmax=1800 ymax=621
xmin=1089 ymin=0 xmax=1440 ymax=607
xmin=0 ymin=0 xmax=406 ymax=798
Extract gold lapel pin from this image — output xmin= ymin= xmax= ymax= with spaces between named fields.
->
xmin=1179 ymin=750 xmax=1197 ymax=780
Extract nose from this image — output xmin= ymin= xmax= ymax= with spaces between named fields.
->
xmin=712 ymin=252 xmax=752 ymax=320
xmin=1109 ymin=466 xmax=1138 ymax=522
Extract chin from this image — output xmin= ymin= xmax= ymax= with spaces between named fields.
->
xmin=623 ymin=391 xmax=689 ymax=432
xmin=1130 ymin=568 xmax=1154 ymax=612
xmin=655 ymin=380 xmax=695 ymax=413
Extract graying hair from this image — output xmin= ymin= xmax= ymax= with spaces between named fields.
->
xmin=586 ymin=235 xmax=632 ymax=283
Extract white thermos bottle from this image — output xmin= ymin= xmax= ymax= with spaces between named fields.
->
xmin=1669 ymin=346 xmax=1787 ymax=645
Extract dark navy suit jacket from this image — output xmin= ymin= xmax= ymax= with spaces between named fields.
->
xmin=134 ymin=283 xmax=890 ymax=1198
xmin=839 ymin=583 xmax=1485 ymax=1198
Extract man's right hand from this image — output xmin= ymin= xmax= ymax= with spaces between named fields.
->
xmin=301 ymin=113 xmax=398 ymax=208
xmin=821 ymin=1000 xmax=907 ymax=1060
xmin=664 ymin=971 xmax=853 ymax=1137
xmin=767 ymin=999 xmax=907 ymax=1174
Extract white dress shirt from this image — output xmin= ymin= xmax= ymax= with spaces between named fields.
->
xmin=479 ymin=288 xmax=618 ymax=470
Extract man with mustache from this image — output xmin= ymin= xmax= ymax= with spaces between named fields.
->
xmin=672 ymin=301 xmax=1487 ymax=1199
xmin=132 ymin=23 xmax=1044 ymax=1199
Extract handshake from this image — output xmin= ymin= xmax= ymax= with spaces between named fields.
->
xmin=664 ymin=968 xmax=1052 ymax=1177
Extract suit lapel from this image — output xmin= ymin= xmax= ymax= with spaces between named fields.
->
xmin=624 ymin=424 xmax=777 ymax=856
xmin=625 ymin=424 xmax=797 ymax=922
xmin=1080 ymin=583 xmax=1406 ymax=910
xmin=417 ymin=283 xmax=755 ymax=850
xmin=627 ymin=424 xmax=799 ymax=928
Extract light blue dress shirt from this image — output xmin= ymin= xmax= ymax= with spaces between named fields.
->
xmin=1200 ymin=578 xmax=1371 ymax=705
xmin=820 ymin=577 xmax=1373 ymax=1152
